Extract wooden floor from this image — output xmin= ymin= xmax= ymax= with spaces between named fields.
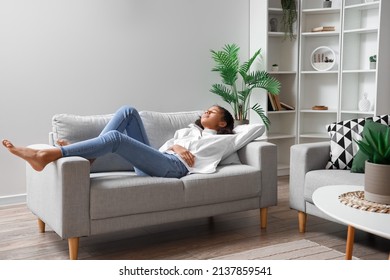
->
xmin=1 ymin=176 xmax=389 ymax=260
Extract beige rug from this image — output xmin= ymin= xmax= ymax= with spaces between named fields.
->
xmin=213 ymin=239 xmax=357 ymax=260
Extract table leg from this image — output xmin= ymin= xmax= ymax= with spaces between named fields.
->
xmin=345 ymin=225 xmax=355 ymax=260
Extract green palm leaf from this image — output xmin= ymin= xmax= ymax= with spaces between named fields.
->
xmin=238 ymin=88 xmax=250 ymax=102
xmin=251 ymin=71 xmax=281 ymax=94
xmin=210 ymin=84 xmax=236 ymax=104
xmin=252 ymin=103 xmax=270 ymax=130
xmin=239 ymin=49 xmax=261 ymax=83
xmin=211 ymin=44 xmax=239 ymax=86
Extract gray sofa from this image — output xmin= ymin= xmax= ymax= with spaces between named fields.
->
xmin=26 ymin=110 xmax=277 ymax=259
xmin=289 ymin=142 xmax=364 ymax=233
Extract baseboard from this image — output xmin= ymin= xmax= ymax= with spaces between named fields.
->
xmin=277 ymin=169 xmax=289 ymax=176
xmin=0 ymin=194 xmax=26 ymax=206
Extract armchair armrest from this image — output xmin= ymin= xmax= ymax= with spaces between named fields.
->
xmin=289 ymin=142 xmax=330 ymax=212
xmin=26 ymin=144 xmax=91 ymax=239
xmin=238 ymin=141 xmax=277 ymax=207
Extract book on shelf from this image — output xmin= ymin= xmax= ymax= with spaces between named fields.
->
xmin=268 ymin=92 xmax=283 ymax=111
xmin=280 ymin=102 xmax=295 ymax=110
xmin=268 ymin=93 xmax=294 ymax=111
xmin=311 ymin=26 xmax=335 ymax=32
xmin=273 ymin=94 xmax=283 ymax=111
xmin=268 ymin=92 xmax=277 ymax=111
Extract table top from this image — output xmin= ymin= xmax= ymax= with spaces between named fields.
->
xmin=313 ymin=185 xmax=390 ymax=239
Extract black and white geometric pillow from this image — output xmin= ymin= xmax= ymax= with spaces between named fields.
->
xmin=325 ymin=115 xmax=390 ymax=170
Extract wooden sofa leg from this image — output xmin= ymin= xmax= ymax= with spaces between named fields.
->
xmin=68 ymin=237 xmax=80 ymax=260
xmin=37 ymin=218 xmax=45 ymax=233
xmin=260 ymin=208 xmax=268 ymax=229
xmin=298 ymin=211 xmax=307 ymax=233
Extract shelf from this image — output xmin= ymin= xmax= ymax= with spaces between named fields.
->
xmin=268 ymin=8 xmax=283 ymax=14
xmin=344 ymin=27 xmax=378 ymax=34
xmin=266 ymin=133 xmax=296 ymax=140
xmin=301 ymin=70 xmax=338 ymax=74
xmin=269 ymin=71 xmax=297 ymax=74
xmin=300 ymin=109 xmax=337 ymax=113
xmin=341 ymin=110 xmax=375 ymax=115
xmin=299 ymin=133 xmax=329 ymax=139
xmin=268 ymin=32 xmax=298 ymax=37
xmin=343 ymin=69 xmax=376 ymax=74
xmin=302 ymin=31 xmax=340 ymax=37
xmin=302 ymin=8 xmax=340 ymax=15
xmin=345 ymin=2 xmax=380 ymax=11
xmin=268 ymin=110 xmax=296 ymax=114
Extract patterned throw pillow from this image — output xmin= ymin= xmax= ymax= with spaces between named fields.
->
xmin=326 ymin=115 xmax=390 ymax=170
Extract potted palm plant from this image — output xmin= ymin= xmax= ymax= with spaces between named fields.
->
xmin=355 ymin=121 xmax=390 ymax=204
xmin=210 ymin=44 xmax=280 ymax=129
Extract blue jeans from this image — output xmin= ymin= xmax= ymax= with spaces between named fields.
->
xmin=60 ymin=106 xmax=188 ymax=178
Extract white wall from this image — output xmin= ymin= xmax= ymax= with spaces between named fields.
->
xmin=0 ymin=0 xmax=251 ymax=202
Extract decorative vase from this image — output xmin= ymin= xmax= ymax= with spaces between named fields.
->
xmin=323 ymin=0 xmax=332 ymax=8
xmin=364 ymin=161 xmax=390 ymax=204
xmin=358 ymin=92 xmax=371 ymax=112
xmin=270 ymin=18 xmax=278 ymax=32
xmin=234 ymin=119 xmax=249 ymax=126
xmin=370 ymin=61 xmax=376 ymax=69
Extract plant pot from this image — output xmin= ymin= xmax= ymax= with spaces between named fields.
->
xmin=234 ymin=119 xmax=249 ymax=126
xmin=272 ymin=66 xmax=279 ymax=72
xmin=370 ymin=62 xmax=376 ymax=69
xmin=323 ymin=0 xmax=332 ymax=8
xmin=364 ymin=161 xmax=390 ymax=204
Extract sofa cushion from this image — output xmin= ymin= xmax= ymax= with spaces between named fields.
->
xmin=90 ymin=164 xmax=261 ymax=219
xmin=52 ymin=113 xmax=134 ymax=172
xmin=139 ymin=110 xmax=203 ymax=149
xmin=90 ymin=172 xmax=186 ymax=219
xmin=304 ymin=170 xmax=364 ymax=204
xmin=182 ymin=164 xmax=261 ymax=207
xmin=325 ymin=115 xmax=390 ymax=170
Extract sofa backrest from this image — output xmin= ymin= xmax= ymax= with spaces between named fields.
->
xmin=51 ymin=109 xmax=264 ymax=173
xmin=139 ymin=110 xmax=203 ymax=149
xmin=51 ymin=110 xmax=202 ymax=173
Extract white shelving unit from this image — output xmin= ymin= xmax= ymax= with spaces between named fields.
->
xmin=340 ymin=0 xmax=384 ymax=120
xmin=298 ymin=0 xmax=342 ymax=144
xmin=297 ymin=0 xmax=390 ymax=142
xmin=250 ymin=0 xmax=390 ymax=175
xmin=250 ymin=0 xmax=299 ymax=175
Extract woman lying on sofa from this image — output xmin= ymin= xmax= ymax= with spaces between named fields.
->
xmin=2 ymin=105 xmax=237 ymax=178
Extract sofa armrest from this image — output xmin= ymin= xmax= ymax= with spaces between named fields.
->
xmin=238 ymin=141 xmax=277 ymax=207
xmin=289 ymin=142 xmax=330 ymax=212
xmin=26 ymin=144 xmax=91 ymax=239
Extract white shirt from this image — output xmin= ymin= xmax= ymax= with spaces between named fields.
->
xmin=159 ymin=124 xmax=235 ymax=174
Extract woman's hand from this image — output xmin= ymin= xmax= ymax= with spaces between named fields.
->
xmin=170 ymin=144 xmax=195 ymax=167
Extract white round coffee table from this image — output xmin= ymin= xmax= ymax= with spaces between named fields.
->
xmin=313 ymin=185 xmax=390 ymax=260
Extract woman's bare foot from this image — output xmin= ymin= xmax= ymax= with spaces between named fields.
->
xmin=2 ymin=140 xmax=62 ymax=171
xmin=56 ymin=139 xmax=70 ymax=146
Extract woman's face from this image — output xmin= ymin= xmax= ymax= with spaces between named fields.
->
xmin=201 ymin=106 xmax=227 ymax=130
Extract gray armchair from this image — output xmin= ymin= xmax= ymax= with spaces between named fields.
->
xmin=289 ymin=142 xmax=364 ymax=233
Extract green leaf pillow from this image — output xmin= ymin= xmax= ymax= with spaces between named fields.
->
xmin=351 ymin=120 xmax=390 ymax=173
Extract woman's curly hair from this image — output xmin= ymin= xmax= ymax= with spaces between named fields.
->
xmin=195 ymin=105 xmax=234 ymax=134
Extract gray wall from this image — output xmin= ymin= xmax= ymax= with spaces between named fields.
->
xmin=0 ymin=0 xmax=251 ymax=201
